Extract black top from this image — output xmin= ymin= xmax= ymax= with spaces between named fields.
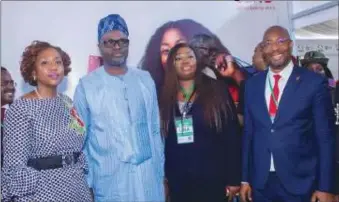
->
xmin=165 ymin=79 xmax=242 ymax=188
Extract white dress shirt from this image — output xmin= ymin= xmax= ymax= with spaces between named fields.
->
xmin=265 ymin=61 xmax=294 ymax=171
xmin=202 ymin=67 xmax=217 ymax=79
xmin=242 ymin=61 xmax=294 ymax=184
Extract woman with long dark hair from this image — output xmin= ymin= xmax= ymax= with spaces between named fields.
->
xmin=160 ymin=43 xmax=241 ymax=202
xmin=139 ymin=19 xmax=214 ymax=96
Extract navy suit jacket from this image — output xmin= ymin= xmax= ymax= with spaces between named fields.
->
xmin=242 ymin=66 xmax=336 ymax=194
xmin=335 ymin=82 xmax=339 ymax=194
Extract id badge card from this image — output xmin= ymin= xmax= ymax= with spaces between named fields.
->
xmin=174 ymin=116 xmax=194 ymax=144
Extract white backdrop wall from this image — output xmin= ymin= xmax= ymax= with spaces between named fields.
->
xmin=291 ymin=1 xmax=338 ymax=30
xmin=1 ymin=1 xmax=292 ymax=98
xmin=296 ymin=39 xmax=339 ymax=80
xmin=292 ymin=1 xmax=333 ymax=14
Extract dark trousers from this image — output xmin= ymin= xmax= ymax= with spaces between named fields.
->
xmin=336 ymin=162 xmax=339 ymax=194
xmin=253 ymin=172 xmax=313 ymax=202
xmin=168 ymin=177 xmax=226 ymax=202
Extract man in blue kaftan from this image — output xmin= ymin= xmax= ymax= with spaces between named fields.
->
xmin=73 ymin=14 xmax=165 ymax=202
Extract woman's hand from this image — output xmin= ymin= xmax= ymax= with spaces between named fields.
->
xmin=215 ymin=54 xmax=236 ymax=77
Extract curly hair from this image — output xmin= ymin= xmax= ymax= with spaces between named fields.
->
xmin=20 ymin=40 xmax=71 ymax=86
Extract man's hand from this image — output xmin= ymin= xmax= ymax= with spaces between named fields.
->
xmin=226 ymin=186 xmax=240 ymax=201
xmin=164 ymin=178 xmax=170 ymax=202
xmin=334 ymin=194 xmax=339 ymax=202
xmin=311 ymin=190 xmax=334 ymax=202
xmin=240 ymin=183 xmax=252 ymax=202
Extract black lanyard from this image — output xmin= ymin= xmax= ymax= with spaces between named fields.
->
xmin=181 ymin=89 xmax=196 ymax=118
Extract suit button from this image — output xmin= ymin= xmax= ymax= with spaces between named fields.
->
xmin=271 ymin=129 xmax=275 ymax=133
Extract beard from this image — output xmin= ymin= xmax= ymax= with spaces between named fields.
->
xmin=269 ymin=57 xmax=290 ymax=70
xmin=100 ymin=48 xmax=128 ymax=68
xmin=265 ymin=48 xmax=293 ymax=70
xmin=107 ymin=56 xmax=127 ymax=67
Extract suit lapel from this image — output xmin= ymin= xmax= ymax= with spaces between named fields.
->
xmin=258 ymin=70 xmax=272 ymax=125
xmin=274 ymin=67 xmax=302 ymax=123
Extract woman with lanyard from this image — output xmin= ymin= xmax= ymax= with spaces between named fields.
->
xmin=160 ymin=43 xmax=241 ymax=202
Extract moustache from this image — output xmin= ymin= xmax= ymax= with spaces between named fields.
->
xmin=110 ymin=52 xmax=126 ymax=57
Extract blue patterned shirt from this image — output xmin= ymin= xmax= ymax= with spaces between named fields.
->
xmin=73 ymin=67 xmax=165 ymax=202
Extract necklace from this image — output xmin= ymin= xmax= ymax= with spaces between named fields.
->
xmin=180 ymin=83 xmax=195 ymax=102
xmin=34 ymin=89 xmax=59 ymax=99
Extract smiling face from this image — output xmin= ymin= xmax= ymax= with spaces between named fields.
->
xmin=1 ymin=70 xmax=15 ymax=105
xmin=33 ymin=48 xmax=65 ymax=88
xmin=262 ymin=26 xmax=293 ymax=71
xmin=174 ymin=47 xmax=197 ymax=81
xmin=160 ymin=28 xmax=187 ymax=69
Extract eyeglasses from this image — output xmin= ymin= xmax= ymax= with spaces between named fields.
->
xmin=101 ymin=38 xmax=129 ymax=48
xmin=193 ymin=46 xmax=219 ymax=55
xmin=1 ymin=80 xmax=16 ymax=88
xmin=262 ymin=38 xmax=290 ymax=49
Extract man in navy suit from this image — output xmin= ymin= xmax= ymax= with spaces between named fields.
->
xmin=240 ymin=26 xmax=335 ymax=202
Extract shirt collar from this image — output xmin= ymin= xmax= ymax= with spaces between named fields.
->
xmin=202 ymin=67 xmax=217 ymax=80
xmin=268 ymin=60 xmax=294 ymax=80
xmin=1 ymin=104 xmax=9 ymax=109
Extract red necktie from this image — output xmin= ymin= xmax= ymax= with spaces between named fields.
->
xmin=269 ymin=74 xmax=281 ymax=117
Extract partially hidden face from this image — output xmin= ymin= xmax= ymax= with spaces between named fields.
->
xmin=99 ymin=30 xmax=129 ymax=67
xmin=34 ymin=48 xmax=65 ymax=87
xmin=262 ymin=29 xmax=293 ymax=70
xmin=307 ymin=62 xmax=325 ymax=76
xmin=174 ymin=47 xmax=197 ymax=81
xmin=190 ymin=40 xmax=219 ymax=67
xmin=1 ymin=70 xmax=15 ymax=105
xmin=160 ymin=28 xmax=187 ymax=69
